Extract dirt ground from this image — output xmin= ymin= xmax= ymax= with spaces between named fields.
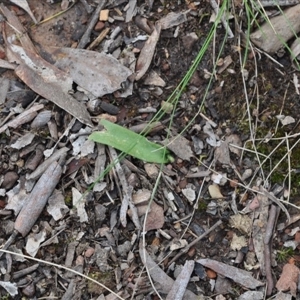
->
xmin=1 ymin=0 xmax=300 ymax=299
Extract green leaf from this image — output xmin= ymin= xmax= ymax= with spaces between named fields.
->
xmin=89 ymin=119 xmax=174 ymax=164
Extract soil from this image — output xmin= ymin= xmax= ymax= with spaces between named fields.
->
xmin=1 ymin=0 xmax=300 ymax=299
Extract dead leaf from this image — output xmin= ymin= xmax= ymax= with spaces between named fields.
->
xmin=43 ymin=47 xmax=132 ymax=97
xmin=163 ymin=135 xmax=194 ymax=161
xmin=10 ymin=132 xmax=35 ymax=150
xmin=159 ymin=11 xmax=188 ymax=29
xmin=208 ymin=184 xmax=224 ymax=198
xmin=135 ymin=22 xmax=161 ymax=81
xmin=6 ymin=44 xmax=92 ymax=126
xmin=197 ymin=258 xmax=264 ymax=289
xmin=47 ymin=190 xmax=70 ymax=221
xmin=276 ymin=262 xmax=300 ymax=297
xmin=0 ymin=4 xmax=37 ymax=53
xmin=130 ymin=201 xmax=164 ymax=231
xmin=9 ymin=0 xmax=37 ymax=24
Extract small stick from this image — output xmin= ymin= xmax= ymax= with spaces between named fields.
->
xmin=264 ymin=204 xmax=277 ymax=295
xmin=167 ymin=219 xmax=223 ymax=267
xmin=77 ymin=0 xmax=106 ymax=49
xmin=87 ymin=27 xmax=110 ymax=50
xmin=108 ymin=147 xmax=141 ymax=230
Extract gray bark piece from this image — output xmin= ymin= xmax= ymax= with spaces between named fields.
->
xmin=250 ymin=4 xmax=300 ymax=53
xmin=197 ymin=258 xmax=264 ymax=289
xmin=139 ymin=247 xmax=202 ymax=300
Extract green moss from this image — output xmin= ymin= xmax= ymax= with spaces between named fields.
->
xmin=198 ymin=199 xmax=208 ymax=211
xmin=87 ymin=271 xmax=115 ymax=295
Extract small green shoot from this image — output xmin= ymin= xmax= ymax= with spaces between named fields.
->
xmin=89 ymin=119 xmax=174 ymax=164
xmin=277 ymin=247 xmax=294 ymax=263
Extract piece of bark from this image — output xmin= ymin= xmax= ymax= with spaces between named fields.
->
xmin=26 ymin=147 xmax=69 ymax=181
xmin=250 ymin=4 xmax=300 ymax=53
xmin=139 ymin=247 xmax=199 ymax=299
xmin=0 ymin=104 xmax=44 ymax=134
xmin=166 ymin=260 xmax=195 ymax=300
xmin=14 ymin=161 xmax=63 ymax=237
xmin=197 ymin=258 xmax=264 ymax=289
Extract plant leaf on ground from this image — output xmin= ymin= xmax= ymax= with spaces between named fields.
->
xmin=89 ymin=119 xmax=174 ymax=163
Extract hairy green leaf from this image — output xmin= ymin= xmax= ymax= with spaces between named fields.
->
xmin=89 ymin=119 xmax=173 ymax=163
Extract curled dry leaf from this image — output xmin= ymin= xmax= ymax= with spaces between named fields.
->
xmin=135 ymin=22 xmax=161 ymax=81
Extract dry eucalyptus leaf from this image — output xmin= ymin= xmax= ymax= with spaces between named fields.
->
xmin=7 ymin=43 xmax=92 ymax=126
xmin=163 ymin=135 xmax=194 ymax=161
xmin=135 ymin=23 xmax=161 ymax=81
xmin=208 ymin=184 xmax=224 ymax=199
xmin=11 ymin=132 xmax=35 ymax=150
xmin=44 ymin=47 xmax=132 ymax=97
xmin=159 ymin=11 xmax=188 ymax=29
xmin=226 ymin=134 xmax=242 ymax=157
xmin=9 ymin=0 xmax=37 ymax=24
xmin=25 ymin=229 xmax=47 ymax=257
xmin=47 ymin=190 xmax=69 ymax=221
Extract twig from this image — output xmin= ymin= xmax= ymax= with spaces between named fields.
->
xmin=77 ymin=0 xmax=106 ymax=49
xmin=263 ymin=189 xmax=291 ymax=224
xmin=108 ymin=146 xmax=141 ymax=230
xmin=167 ymin=219 xmax=223 ymax=267
xmin=264 ymin=204 xmax=277 ymax=295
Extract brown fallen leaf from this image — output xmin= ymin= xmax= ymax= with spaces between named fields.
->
xmin=0 ymin=4 xmax=37 ymax=54
xmin=128 ymin=201 xmax=164 ymax=231
xmin=6 ymin=43 xmax=92 ymax=126
xmin=276 ymin=262 xmax=300 ymax=297
xmin=197 ymin=258 xmax=264 ymax=289
xmin=135 ymin=22 xmax=161 ymax=81
xmin=9 ymin=0 xmax=37 ymax=24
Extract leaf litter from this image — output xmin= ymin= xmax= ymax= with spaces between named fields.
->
xmin=0 ymin=0 xmax=300 ymax=299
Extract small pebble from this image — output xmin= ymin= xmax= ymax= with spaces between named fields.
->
xmin=85 ymin=247 xmax=95 ymax=258
xmin=1 ymin=171 xmax=19 ymax=189
xmin=94 ymin=21 xmax=105 ymax=31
